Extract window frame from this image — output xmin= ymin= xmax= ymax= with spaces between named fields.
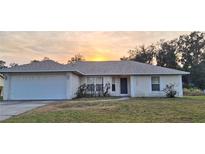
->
xmin=151 ymin=76 xmax=160 ymax=91
xmin=86 ymin=76 xmax=103 ymax=92
xmin=112 ymin=77 xmax=116 ymax=92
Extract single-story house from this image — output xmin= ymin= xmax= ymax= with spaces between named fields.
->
xmin=0 ymin=74 xmax=3 ymax=97
xmin=0 ymin=60 xmax=189 ymax=100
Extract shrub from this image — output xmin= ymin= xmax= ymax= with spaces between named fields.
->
xmin=183 ymin=88 xmax=204 ymax=96
xmin=0 ymin=96 xmax=3 ymax=100
xmin=76 ymin=83 xmax=111 ymax=98
xmin=103 ymin=83 xmax=111 ymax=96
xmin=163 ymin=84 xmax=177 ymax=98
xmin=76 ymin=84 xmax=87 ymax=98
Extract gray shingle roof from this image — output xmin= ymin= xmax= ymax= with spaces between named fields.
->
xmin=72 ymin=61 xmax=189 ymax=75
xmin=0 ymin=60 xmax=75 ymax=73
xmin=0 ymin=60 xmax=189 ymax=75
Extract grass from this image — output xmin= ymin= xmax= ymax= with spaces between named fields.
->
xmin=3 ymin=96 xmax=205 ymax=123
xmin=72 ymin=96 xmax=122 ymax=101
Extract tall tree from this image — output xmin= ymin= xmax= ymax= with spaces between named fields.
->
xmin=0 ymin=60 xmax=6 ymax=69
xmin=68 ymin=54 xmax=85 ymax=64
xmin=124 ymin=45 xmax=155 ymax=64
xmin=120 ymin=56 xmax=129 ymax=61
xmin=155 ymin=39 xmax=179 ymax=69
xmin=9 ymin=63 xmax=19 ymax=67
xmin=30 ymin=60 xmax=39 ymax=63
xmin=43 ymin=57 xmax=50 ymax=61
xmin=177 ymin=31 xmax=205 ymax=71
xmin=190 ymin=61 xmax=205 ymax=89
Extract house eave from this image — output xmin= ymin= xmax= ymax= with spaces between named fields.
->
xmin=80 ymin=73 xmax=190 ymax=76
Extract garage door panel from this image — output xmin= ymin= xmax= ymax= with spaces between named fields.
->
xmin=10 ymin=74 xmax=67 ymax=100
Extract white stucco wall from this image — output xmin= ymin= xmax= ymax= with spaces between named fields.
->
xmin=135 ymin=76 xmax=151 ymax=97
xmin=65 ymin=73 xmax=80 ymax=99
xmin=160 ymin=75 xmax=183 ymax=97
xmin=0 ymin=77 xmax=3 ymax=87
xmin=3 ymin=74 xmax=10 ymax=100
xmin=0 ymin=77 xmax=3 ymax=96
xmin=130 ymin=75 xmax=183 ymax=97
xmin=70 ymin=73 xmax=80 ymax=98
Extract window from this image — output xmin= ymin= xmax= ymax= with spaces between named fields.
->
xmin=87 ymin=77 xmax=103 ymax=92
xmin=87 ymin=84 xmax=95 ymax=92
xmin=87 ymin=77 xmax=95 ymax=84
xmin=151 ymin=76 xmax=160 ymax=91
xmin=112 ymin=77 xmax=116 ymax=91
xmin=96 ymin=84 xmax=103 ymax=92
xmin=87 ymin=77 xmax=95 ymax=92
xmin=96 ymin=77 xmax=103 ymax=92
xmin=96 ymin=77 xmax=103 ymax=84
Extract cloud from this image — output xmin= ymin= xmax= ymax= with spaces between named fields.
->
xmin=0 ymin=31 xmax=190 ymax=65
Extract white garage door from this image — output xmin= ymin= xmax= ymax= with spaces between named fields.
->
xmin=9 ymin=74 xmax=67 ymax=100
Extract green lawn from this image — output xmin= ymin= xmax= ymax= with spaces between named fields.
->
xmin=3 ymin=96 xmax=205 ymax=123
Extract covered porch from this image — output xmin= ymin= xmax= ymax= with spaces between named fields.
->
xmin=80 ymin=75 xmax=131 ymax=97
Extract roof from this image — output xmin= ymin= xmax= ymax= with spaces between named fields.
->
xmin=72 ymin=61 xmax=189 ymax=75
xmin=0 ymin=60 xmax=75 ymax=73
xmin=0 ymin=60 xmax=189 ymax=75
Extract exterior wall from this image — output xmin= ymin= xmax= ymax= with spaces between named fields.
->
xmin=65 ymin=73 xmax=80 ymax=99
xmin=0 ymin=77 xmax=3 ymax=96
xmin=135 ymin=76 xmax=151 ymax=97
xmin=3 ymin=74 xmax=10 ymax=100
xmin=130 ymin=76 xmax=137 ymax=97
xmin=70 ymin=73 xmax=80 ymax=98
xmin=130 ymin=75 xmax=183 ymax=97
xmin=160 ymin=75 xmax=183 ymax=97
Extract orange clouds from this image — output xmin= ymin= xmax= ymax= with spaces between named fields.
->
xmin=0 ymin=31 xmax=190 ymax=65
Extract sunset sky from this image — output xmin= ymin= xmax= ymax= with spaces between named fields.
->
xmin=0 ymin=31 xmax=190 ymax=65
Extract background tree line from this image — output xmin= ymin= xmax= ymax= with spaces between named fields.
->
xmin=0 ymin=54 xmax=85 ymax=70
xmin=121 ymin=31 xmax=205 ymax=89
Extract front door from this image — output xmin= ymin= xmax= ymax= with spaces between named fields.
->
xmin=120 ymin=78 xmax=128 ymax=94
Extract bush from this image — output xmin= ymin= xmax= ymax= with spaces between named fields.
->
xmin=183 ymin=88 xmax=204 ymax=96
xmin=0 ymin=96 xmax=3 ymax=100
xmin=163 ymin=84 xmax=177 ymax=98
xmin=75 ymin=83 xmax=111 ymax=98
xmin=76 ymin=84 xmax=87 ymax=98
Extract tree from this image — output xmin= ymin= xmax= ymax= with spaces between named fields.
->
xmin=120 ymin=56 xmax=129 ymax=61
xmin=30 ymin=60 xmax=40 ymax=63
xmin=190 ymin=61 xmax=205 ymax=89
xmin=68 ymin=54 xmax=85 ymax=64
xmin=43 ymin=57 xmax=50 ymax=61
xmin=177 ymin=31 xmax=205 ymax=71
xmin=163 ymin=83 xmax=177 ymax=98
xmin=155 ymin=39 xmax=179 ymax=69
xmin=122 ymin=45 xmax=155 ymax=64
xmin=120 ymin=31 xmax=205 ymax=89
xmin=0 ymin=60 xmax=6 ymax=69
xmin=9 ymin=63 xmax=18 ymax=67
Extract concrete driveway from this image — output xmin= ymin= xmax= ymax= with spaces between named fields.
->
xmin=0 ymin=101 xmax=55 ymax=121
